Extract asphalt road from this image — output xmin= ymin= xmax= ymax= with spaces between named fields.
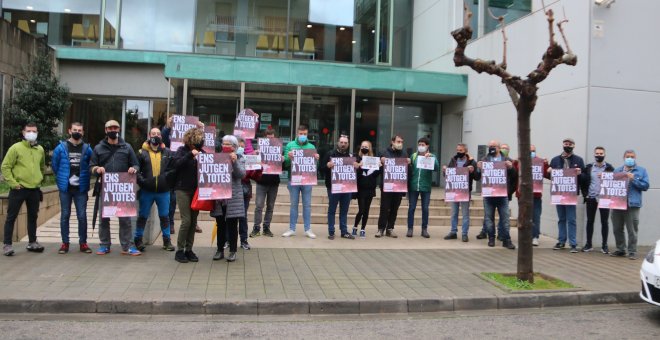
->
xmin=0 ymin=304 xmax=658 ymax=339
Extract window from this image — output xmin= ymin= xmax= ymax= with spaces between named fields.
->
xmin=471 ymin=0 xmax=532 ymax=38
xmin=120 ymin=0 xmax=195 ymax=52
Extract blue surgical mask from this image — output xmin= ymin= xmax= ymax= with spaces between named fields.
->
xmin=298 ymin=135 xmax=307 ymax=143
xmin=237 ymin=147 xmax=244 ymax=155
xmin=530 ymin=152 xmax=536 ymax=158
xmin=624 ymin=157 xmax=635 ymax=167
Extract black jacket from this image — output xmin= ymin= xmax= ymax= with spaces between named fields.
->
xmin=446 ymin=155 xmax=480 ymax=193
xmin=580 ymin=162 xmax=615 ymax=198
xmin=256 ymin=173 xmax=281 ymax=186
xmin=481 ymin=154 xmax=518 ymax=200
xmin=320 ymin=148 xmax=353 ymax=189
xmin=136 ymin=143 xmax=176 ymax=193
xmin=356 ymin=154 xmax=381 ymax=197
xmin=172 ymin=145 xmax=199 ymax=192
xmin=89 ymin=137 xmax=139 ymax=175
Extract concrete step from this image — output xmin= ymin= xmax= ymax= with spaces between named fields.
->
xmin=263 ymin=202 xmax=486 ymax=216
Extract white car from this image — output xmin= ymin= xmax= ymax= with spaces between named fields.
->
xmin=640 ymin=239 xmax=660 ymax=306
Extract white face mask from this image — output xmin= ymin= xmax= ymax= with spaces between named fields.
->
xmin=24 ymin=132 xmax=38 ymax=143
xmin=417 ymin=145 xmax=428 ymax=153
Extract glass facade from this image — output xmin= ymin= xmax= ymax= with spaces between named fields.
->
xmin=470 ymin=0 xmax=532 ymax=38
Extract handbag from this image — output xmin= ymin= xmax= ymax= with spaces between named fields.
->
xmin=191 ymin=188 xmax=214 ymax=211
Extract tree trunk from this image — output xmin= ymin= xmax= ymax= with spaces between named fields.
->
xmin=516 ymin=94 xmax=536 ymax=282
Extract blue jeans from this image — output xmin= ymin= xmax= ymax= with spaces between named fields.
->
xmin=450 ymin=201 xmax=470 ymax=236
xmin=135 ymin=190 xmax=170 ymax=238
xmin=327 ymin=190 xmax=351 ymax=236
xmin=556 ymin=205 xmax=577 ymax=247
xmin=407 ymin=191 xmax=431 ymax=230
xmin=59 ymin=186 xmax=88 ymax=244
xmin=288 ymin=183 xmax=312 ymax=232
xmin=484 ymin=197 xmax=511 ymax=240
xmin=533 ymin=197 xmax=542 ymax=239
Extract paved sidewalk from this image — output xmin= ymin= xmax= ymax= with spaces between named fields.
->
xmin=0 ymin=244 xmax=644 ymax=315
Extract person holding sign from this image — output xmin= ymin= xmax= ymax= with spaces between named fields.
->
xmin=249 ymin=129 xmax=281 ymax=238
xmin=610 ymin=150 xmax=649 ymax=260
xmin=513 ymin=145 xmax=549 ymax=247
xmin=320 ymin=135 xmax=356 ymax=240
xmin=376 ymin=135 xmax=410 ymax=238
xmin=237 ymin=138 xmax=252 ymax=250
xmin=134 ymin=128 xmax=176 ymax=253
xmin=548 ymin=138 xmax=585 ymax=253
xmin=579 ymin=146 xmax=614 ymax=253
xmin=477 ymin=140 xmax=517 ymax=250
xmin=211 ymin=135 xmax=245 ymax=263
xmin=407 ymin=137 xmax=440 ymax=238
xmin=89 ymin=120 xmax=140 ymax=256
xmin=352 ymin=141 xmax=380 ymax=238
xmin=442 ymin=143 xmax=479 ymax=242
xmin=282 ymin=124 xmax=319 ymax=239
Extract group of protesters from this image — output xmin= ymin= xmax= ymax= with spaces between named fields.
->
xmin=0 ymin=117 xmax=649 ymax=263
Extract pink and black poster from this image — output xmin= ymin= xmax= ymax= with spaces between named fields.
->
xmin=203 ymin=125 xmax=216 ymax=154
xmin=170 ymin=115 xmax=199 ymax=152
xmin=383 ymin=158 xmax=408 ymax=193
xmin=532 ymin=158 xmax=545 ymax=194
xmin=551 ymin=168 xmax=578 ymax=205
xmin=290 ymin=149 xmax=317 ymax=186
xmin=445 ymin=167 xmax=470 ymax=202
xmin=598 ymin=172 xmax=629 ymax=210
xmin=197 ymin=153 xmax=232 ymax=200
xmin=102 ymin=172 xmax=137 ymax=218
xmin=258 ymin=137 xmax=283 ymax=174
xmin=233 ymin=108 xmax=258 ymax=139
xmin=331 ymin=157 xmax=357 ymax=194
xmin=481 ymin=161 xmax=508 ymax=197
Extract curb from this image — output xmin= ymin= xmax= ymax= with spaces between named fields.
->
xmin=0 ymin=291 xmax=641 ymax=315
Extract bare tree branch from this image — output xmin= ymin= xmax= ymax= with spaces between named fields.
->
xmin=487 ymin=6 xmax=508 ymax=69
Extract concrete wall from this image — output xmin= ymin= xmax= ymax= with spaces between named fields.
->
xmin=58 ymin=60 xmax=169 ymax=98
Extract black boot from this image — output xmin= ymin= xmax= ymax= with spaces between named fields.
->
xmin=134 ymin=237 xmax=145 ymax=252
xmin=162 ymin=237 xmax=175 ymax=251
xmin=503 ymin=239 xmax=516 ymax=250
xmin=174 ymin=250 xmax=188 ymax=263
xmin=476 ymin=231 xmax=487 ymax=239
xmin=135 ymin=216 xmax=147 ymax=251
xmin=488 ymin=236 xmax=495 ymax=247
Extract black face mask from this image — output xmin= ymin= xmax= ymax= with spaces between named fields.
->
xmin=488 ymin=147 xmax=497 ymax=156
xmin=106 ymin=131 xmax=119 ymax=140
xmin=563 ymin=146 xmax=573 ymax=154
xmin=360 ymin=148 xmax=369 ymax=154
xmin=149 ymin=136 xmax=162 ymax=146
xmin=456 ymin=152 xmax=466 ymax=159
xmin=71 ymin=132 xmax=82 ymax=141
xmin=193 ymin=142 xmax=204 ymax=150
xmin=595 ymin=155 xmax=605 ymax=163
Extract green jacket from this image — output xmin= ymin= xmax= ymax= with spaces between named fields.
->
xmin=1 ymin=140 xmax=46 ymax=189
xmin=409 ymin=152 xmax=439 ymax=192
xmin=283 ymin=140 xmax=317 ymax=178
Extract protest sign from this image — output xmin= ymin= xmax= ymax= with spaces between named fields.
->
xmin=233 ymin=108 xmax=258 ymax=139
xmin=551 ymin=168 xmax=578 ymax=205
xmin=258 ymin=137 xmax=283 ymax=174
xmin=532 ymin=158 xmax=545 ymax=194
xmin=598 ymin=172 xmax=629 ymax=210
xmin=197 ymin=153 xmax=232 ymax=200
xmin=102 ymin=172 xmax=137 ymax=218
xmin=170 ymin=115 xmax=199 ymax=152
xmin=244 ymin=154 xmax=262 ymax=170
xmin=416 ymin=155 xmax=436 ymax=170
xmin=481 ymin=161 xmax=508 ymax=197
xmin=445 ymin=167 xmax=470 ymax=202
xmin=383 ymin=158 xmax=408 ymax=193
xmin=331 ymin=157 xmax=357 ymax=194
xmin=361 ymin=156 xmax=380 ymax=170
xmin=290 ymin=149 xmax=317 ymax=186
xmin=203 ymin=126 xmax=216 ymax=154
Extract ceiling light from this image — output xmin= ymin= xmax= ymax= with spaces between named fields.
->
xmin=306 ymin=24 xmax=312 ymax=28
xmin=413 ymin=115 xmax=420 ymax=118
xmin=29 ymin=19 xmax=36 ymax=23
xmin=371 ymin=29 xmax=375 ymax=33
xmin=362 ymin=98 xmax=368 ymax=102
xmin=339 ymin=27 xmax=345 ymax=31
xmin=86 ymin=98 xmax=93 ymax=101
xmin=64 ymin=8 xmax=71 ymax=13
xmin=26 ymin=6 xmax=34 ymax=10
xmin=351 ymin=40 xmax=356 ymax=44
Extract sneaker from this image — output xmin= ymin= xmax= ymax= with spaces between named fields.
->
xmin=503 ymin=239 xmax=516 ymax=250
xmin=162 ymin=238 xmax=175 ymax=251
xmin=80 ymin=243 xmax=93 ymax=253
xmin=610 ymin=250 xmax=626 ymax=257
xmin=532 ymin=238 xmax=539 ymax=247
xmin=328 ymin=234 xmax=335 ymax=240
xmin=359 ymin=230 xmax=366 ymax=239
xmin=96 ymin=246 xmax=111 ymax=255
xmin=443 ymin=233 xmax=458 ymax=240
xmin=341 ymin=233 xmax=355 ymax=240
xmin=249 ymin=229 xmax=261 ymax=238
xmin=174 ymin=250 xmax=189 ymax=263
xmin=601 ymin=247 xmax=610 ymax=254
xmin=385 ymin=229 xmax=398 ymax=238
xmin=282 ymin=229 xmax=296 ymax=237
xmin=305 ymin=230 xmax=317 ymax=239
xmin=569 ymin=246 xmax=578 ymax=253
xmin=26 ymin=242 xmax=45 ymax=253
xmin=226 ymin=252 xmax=237 ymax=262
xmin=352 ymin=228 xmax=358 ymax=236
xmin=185 ymin=250 xmax=199 ymax=262
xmin=58 ymin=243 xmax=70 ymax=254
xmin=241 ymin=241 xmax=251 ymax=250
xmin=629 ymin=252 xmax=638 ymax=260
xmin=134 ymin=237 xmax=145 ymax=252
xmin=195 ymin=225 xmax=203 ymax=233
xmin=421 ymin=229 xmax=430 ymax=238
xmin=121 ymin=247 xmax=142 ymax=256
xmin=223 ymin=241 xmax=229 ymax=249
xmin=375 ymin=229 xmax=384 ymax=238
xmin=552 ymin=243 xmax=565 ymax=250
xmin=263 ymin=229 xmax=274 ymax=237
xmin=213 ymin=250 xmax=224 ymax=261
xmin=406 ymin=229 xmax=413 ymax=238
xmin=462 ymin=235 xmax=469 ymax=242
xmin=487 ymin=237 xmax=495 ymax=247
xmin=476 ymin=231 xmax=487 ymax=240
xmin=3 ymin=244 xmax=15 ymax=256
xmin=581 ymin=245 xmax=593 ymax=252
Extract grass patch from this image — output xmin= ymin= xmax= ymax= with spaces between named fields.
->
xmin=482 ymin=272 xmax=576 ymax=291
xmin=0 ymin=174 xmax=56 ymax=194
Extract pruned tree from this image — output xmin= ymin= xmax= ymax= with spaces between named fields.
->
xmin=451 ymin=2 xmax=577 ymax=282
